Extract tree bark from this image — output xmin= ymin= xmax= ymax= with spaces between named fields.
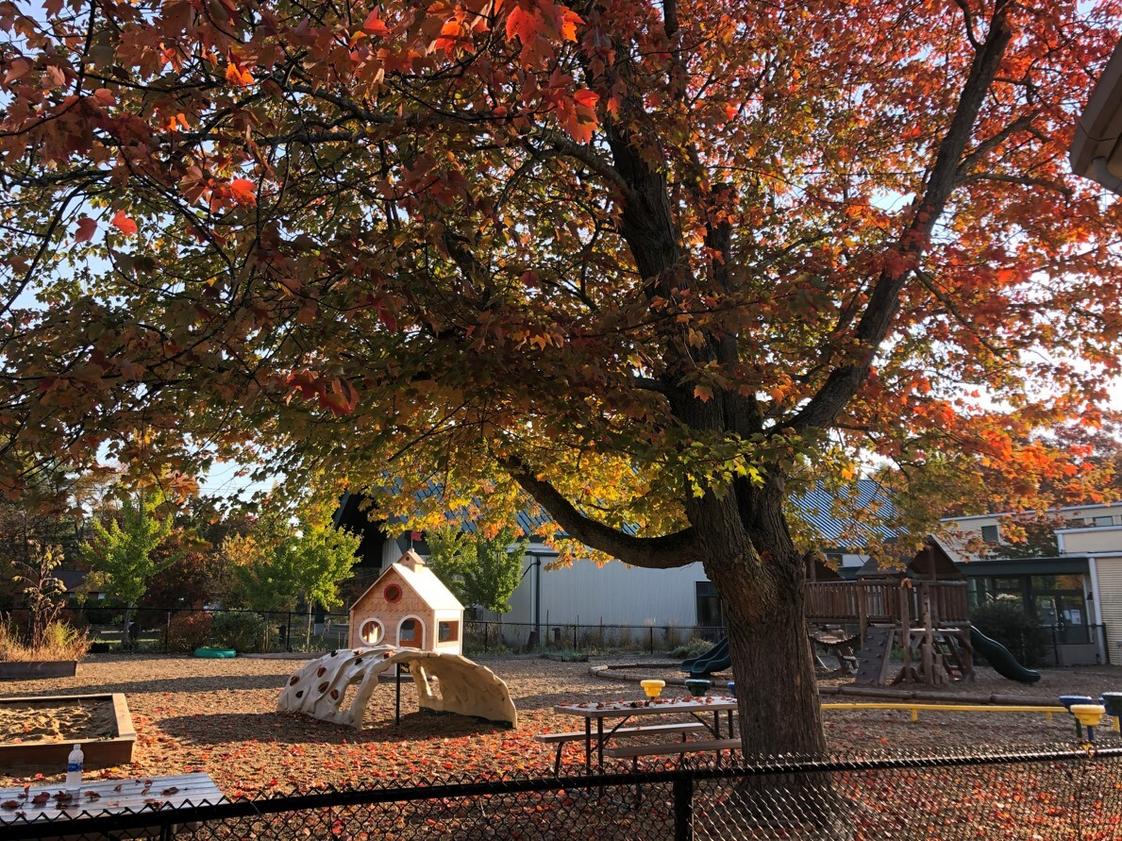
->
xmin=718 ymin=566 xmax=825 ymax=758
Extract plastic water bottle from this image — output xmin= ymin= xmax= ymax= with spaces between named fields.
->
xmin=65 ymin=744 xmax=83 ymax=794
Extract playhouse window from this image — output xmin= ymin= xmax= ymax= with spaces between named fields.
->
xmin=438 ymin=621 xmax=459 ymax=643
xmin=399 ymin=618 xmax=419 ymax=644
xmin=359 ymin=620 xmax=383 ymax=645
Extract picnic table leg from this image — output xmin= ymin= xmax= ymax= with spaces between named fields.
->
xmin=714 ymin=711 xmax=721 ymax=768
xmin=727 ymin=710 xmax=734 ymax=738
xmin=597 ymin=717 xmax=605 ymax=771
xmin=584 ymin=717 xmax=592 ymax=773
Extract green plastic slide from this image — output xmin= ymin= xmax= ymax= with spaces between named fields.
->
xmin=969 ymin=627 xmax=1040 ymax=684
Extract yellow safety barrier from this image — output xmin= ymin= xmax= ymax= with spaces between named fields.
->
xmin=821 ymin=702 xmax=1069 ymax=724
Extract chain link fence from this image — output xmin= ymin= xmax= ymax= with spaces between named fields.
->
xmin=2 ymin=745 xmax=1121 ymax=839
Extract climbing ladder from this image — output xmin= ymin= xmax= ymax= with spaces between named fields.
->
xmin=933 ymin=630 xmax=974 ymax=681
xmin=853 ymin=625 xmax=896 ymax=686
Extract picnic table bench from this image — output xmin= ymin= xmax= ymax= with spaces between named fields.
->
xmin=535 ymin=721 xmax=709 ymax=774
xmin=551 ymin=695 xmax=740 ymax=772
xmin=0 ymin=772 xmax=223 ymax=838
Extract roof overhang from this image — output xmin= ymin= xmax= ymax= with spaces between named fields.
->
xmin=956 ymin=556 xmax=1089 ymax=577
xmin=1071 ymin=40 xmax=1122 ymax=194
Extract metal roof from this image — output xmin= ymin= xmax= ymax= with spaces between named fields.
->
xmin=789 ymin=479 xmax=898 ymax=546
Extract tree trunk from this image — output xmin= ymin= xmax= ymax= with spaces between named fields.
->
xmin=700 ymin=502 xmax=849 ymax=835
xmin=718 ymin=569 xmax=826 ymax=759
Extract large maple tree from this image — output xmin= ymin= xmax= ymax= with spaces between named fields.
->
xmin=2 ymin=0 xmax=1122 ymax=757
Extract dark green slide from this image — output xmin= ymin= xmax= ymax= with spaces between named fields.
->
xmin=681 ymin=637 xmax=731 ymax=677
xmin=970 ymin=627 xmax=1041 ymax=684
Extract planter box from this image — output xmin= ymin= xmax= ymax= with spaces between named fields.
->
xmin=0 ymin=693 xmax=135 ymax=769
xmin=0 ymin=660 xmax=77 ymax=680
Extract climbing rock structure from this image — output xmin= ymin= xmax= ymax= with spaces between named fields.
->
xmin=278 ymin=646 xmax=518 ymax=729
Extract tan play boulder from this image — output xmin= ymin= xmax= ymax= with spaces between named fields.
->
xmin=278 ymin=646 xmax=517 ymax=729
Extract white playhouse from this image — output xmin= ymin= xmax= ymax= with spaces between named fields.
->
xmin=347 ymin=550 xmax=464 ymax=655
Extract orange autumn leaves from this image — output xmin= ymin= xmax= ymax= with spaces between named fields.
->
xmin=213 ymin=0 xmax=599 ymax=146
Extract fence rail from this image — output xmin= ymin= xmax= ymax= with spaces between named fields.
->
xmin=2 ymin=744 xmax=1121 ymax=839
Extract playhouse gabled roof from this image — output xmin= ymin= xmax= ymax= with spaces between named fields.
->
xmin=350 ymin=549 xmax=464 ymax=613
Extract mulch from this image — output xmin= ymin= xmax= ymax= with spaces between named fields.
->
xmin=0 ymin=654 xmax=1116 ymax=795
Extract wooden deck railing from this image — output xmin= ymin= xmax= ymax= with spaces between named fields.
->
xmin=805 ymin=579 xmax=969 ymax=626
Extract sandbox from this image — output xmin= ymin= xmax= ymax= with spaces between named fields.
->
xmin=0 ymin=693 xmax=135 ymax=769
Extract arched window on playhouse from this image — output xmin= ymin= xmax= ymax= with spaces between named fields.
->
xmin=399 ymin=617 xmax=422 ymax=646
xmin=359 ymin=619 xmax=383 ymax=645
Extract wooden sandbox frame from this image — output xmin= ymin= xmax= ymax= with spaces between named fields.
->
xmin=0 ymin=693 xmax=136 ymax=769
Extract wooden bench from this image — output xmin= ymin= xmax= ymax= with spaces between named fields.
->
xmin=603 ymin=737 xmax=742 ymax=760
xmin=535 ymin=721 xmax=708 ymax=774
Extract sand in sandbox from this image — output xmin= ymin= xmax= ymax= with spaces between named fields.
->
xmin=0 ymin=699 xmax=116 ymax=744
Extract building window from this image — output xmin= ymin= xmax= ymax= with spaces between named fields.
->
xmin=399 ymin=618 xmax=420 ymax=645
xmin=383 ymin=583 xmax=403 ymax=603
xmin=696 ymin=582 xmax=724 ymax=629
xmin=1093 ymin=516 xmax=1114 ymax=527
xmin=980 ymin=525 xmax=1000 ymax=544
xmin=359 ymin=620 xmax=383 ymax=645
xmin=438 ymin=621 xmax=459 ymax=643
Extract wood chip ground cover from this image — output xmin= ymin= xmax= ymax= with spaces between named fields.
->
xmin=0 ymin=655 xmax=1118 ymax=838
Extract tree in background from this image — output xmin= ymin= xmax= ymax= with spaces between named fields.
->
xmin=425 ymin=525 xmax=475 ymax=605
xmin=427 ymin=525 xmax=528 ymax=614
xmin=139 ymin=524 xmax=227 ymax=610
xmin=224 ymin=516 xmax=360 ymax=646
xmin=81 ymin=492 xmax=173 ymax=638
xmin=3 ymin=0 xmax=1122 ymax=761
xmin=464 ymin=527 xmax=529 ymax=615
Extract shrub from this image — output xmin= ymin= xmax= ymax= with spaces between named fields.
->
xmin=167 ymin=610 xmax=213 ymax=653
xmin=209 ymin=611 xmax=267 ymax=653
xmin=670 ymin=636 xmax=715 ymax=660
xmin=0 ymin=618 xmax=88 ymax=661
xmin=972 ymin=597 xmax=1048 ymax=667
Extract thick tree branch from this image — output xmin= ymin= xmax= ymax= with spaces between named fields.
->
xmin=500 ymin=456 xmax=698 ymax=568
xmin=786 ymin=9 xmax=1012 ymax=434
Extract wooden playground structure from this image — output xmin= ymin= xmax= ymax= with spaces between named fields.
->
xmin=806 ymin=578 xmax=974 ymax=687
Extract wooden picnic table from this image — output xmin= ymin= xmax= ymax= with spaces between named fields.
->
xmin=0 ymin=772 xmax=223 ymax=832
xmin=554 ymin=695 xmax=738 ymax=771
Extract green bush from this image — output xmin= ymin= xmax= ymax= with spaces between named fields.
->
xmin=971 ymin=597 xmax=1048 ymax=667
xmin=209 ymin=611 xmax=267 ymax=653
xmin=167 ymin=610 xmax=213 ymax=653
xmin=670 ymin=636 xmax=715 ymax=660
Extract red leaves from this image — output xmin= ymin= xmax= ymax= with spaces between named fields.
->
xmin=318 ymin=378 xmax=360 ymax=417
xmin=225 ymin=60 xmax=254 ymax=87
xmin=550 ymin=86 xmax=600 ymax=143
xmin=362 ymin=9 xmax=390 ymax=36
xmin=504 ymin=1 xmax=582 ymax=65
xmin=284 ymin=371 xmax=361 ymax=417
xmin=229 ymin=178 xmax=257 ymax=206
xmin=75 ymin=216 xmax=96 ymax=243
xmin=504 ymin=6 xmax=539 ymax=44
xmin=111 ymin=210 xmax=138 ymax=236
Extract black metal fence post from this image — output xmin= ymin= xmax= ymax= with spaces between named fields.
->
xmin=649 ymin=626 xmax=654 ymax=655
xmin=672 ymin=775 xmax=693 ymax=841
xmin=286 ymin=611 xmax=292 ymax=653
xmin=164 ymin=610 xmax=172 ymax=654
